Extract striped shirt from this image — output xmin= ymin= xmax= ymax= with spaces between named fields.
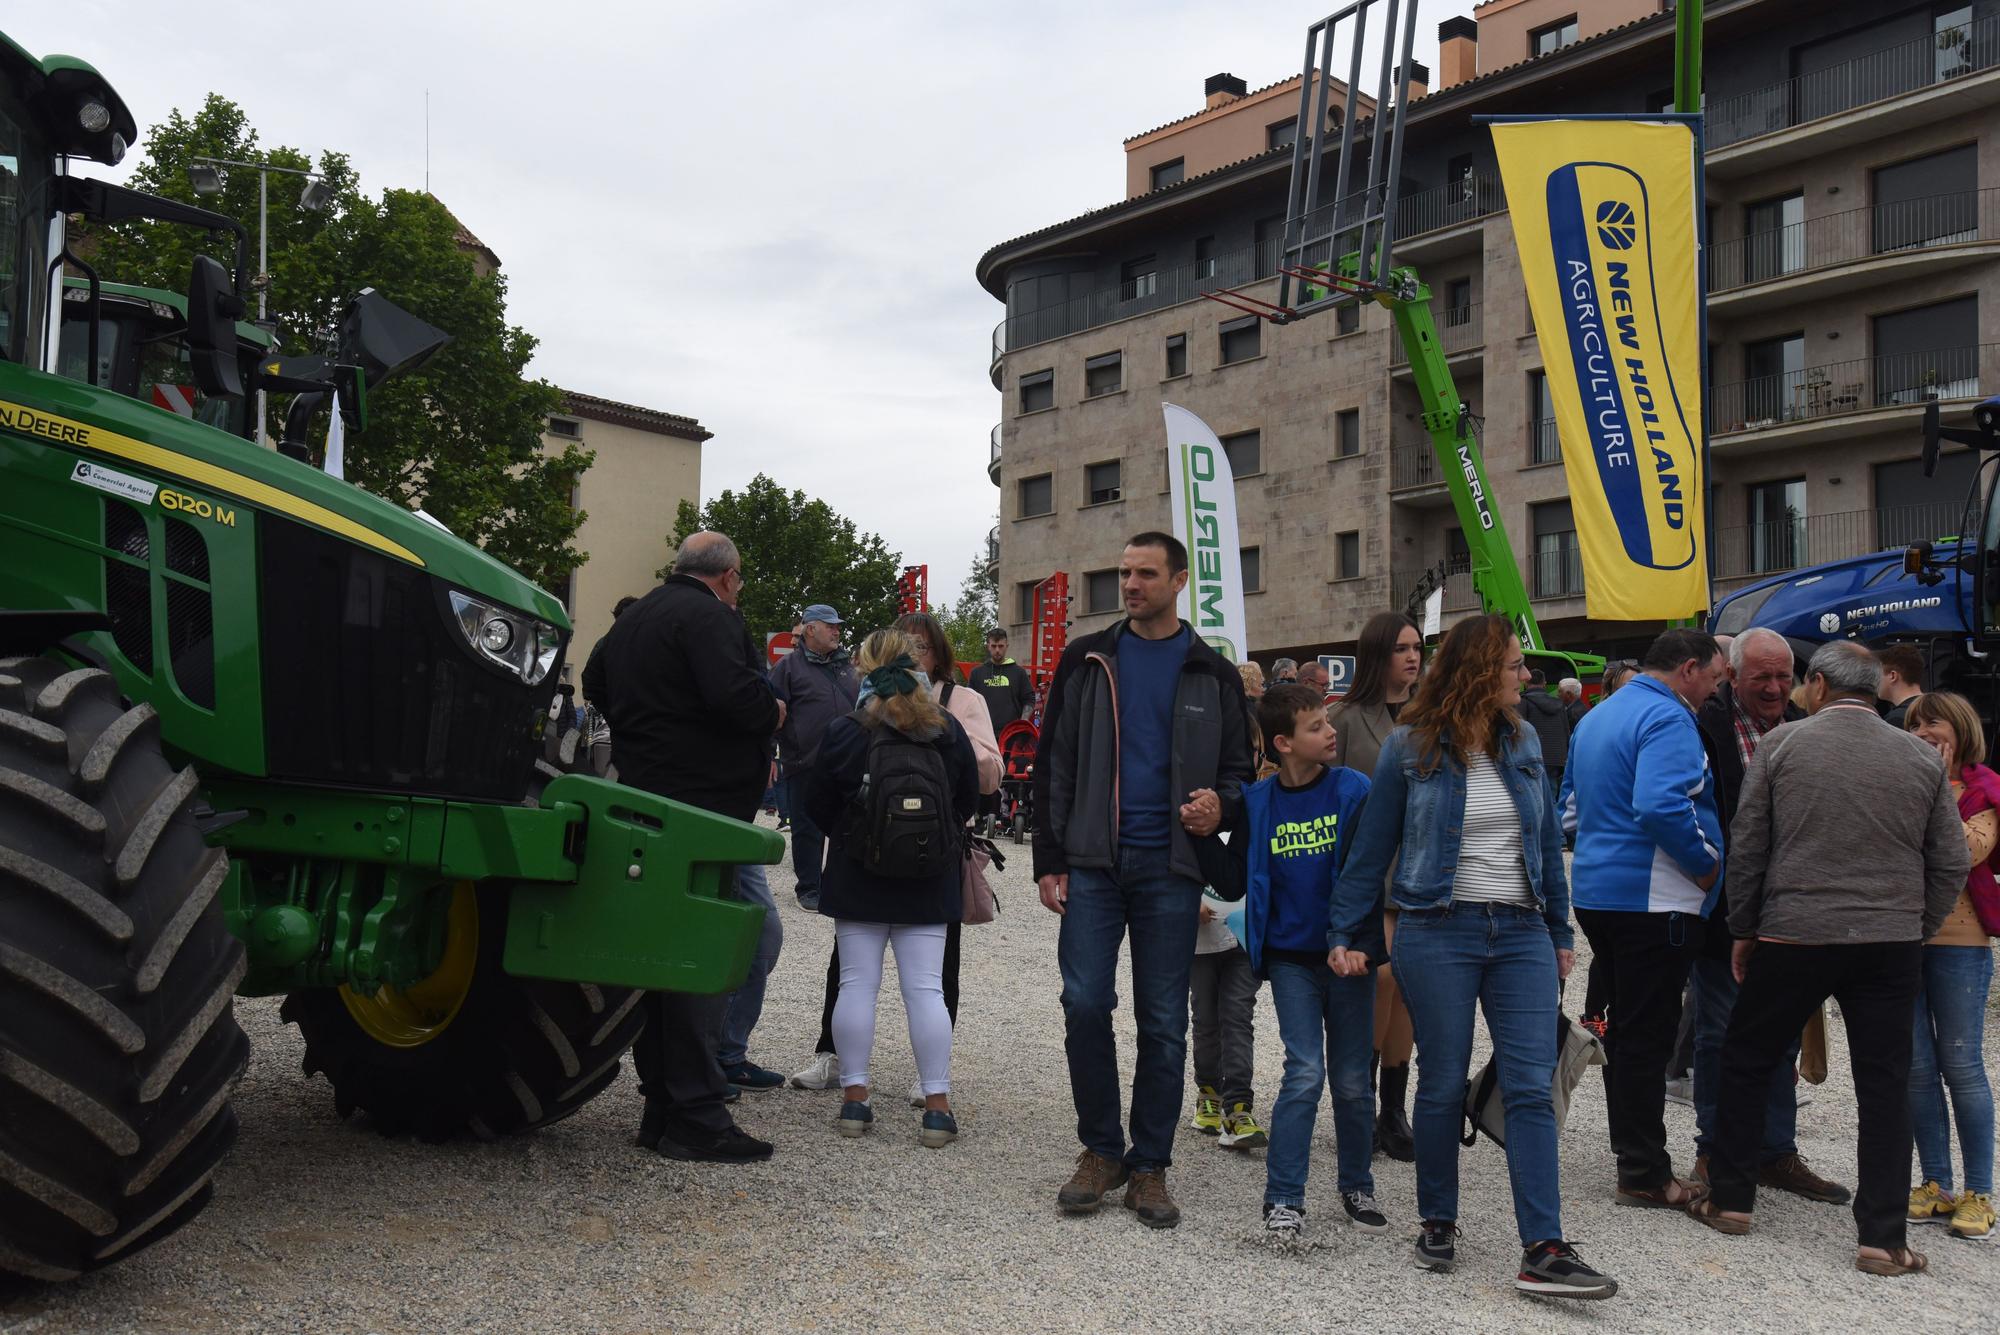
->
xmin=1455 ymin=751 xmax=1534 ymax=905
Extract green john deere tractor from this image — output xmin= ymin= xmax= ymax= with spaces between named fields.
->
xmin=0 ymin=36 xmax=778 ymax=1281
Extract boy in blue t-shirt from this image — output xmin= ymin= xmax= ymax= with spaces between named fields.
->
xmin=1241 ymin=683 xmax=1380 ymax=1242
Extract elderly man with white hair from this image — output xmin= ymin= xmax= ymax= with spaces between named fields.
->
xmin=1690 ymin=627 xmax=1848 ymax=1205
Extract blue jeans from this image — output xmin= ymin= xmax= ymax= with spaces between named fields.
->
xmin=790 ymin=774 xmax=825 ymax=897
xmin=1265 ymin=957 xmax=1376 ymax=1207
xmin=717 ymin=863 xmax=782 ymax=1068
xmin=1909 ymin=944 xmax=1995 ymax=1195
xmin=1391 ymin=903 xmax=1564 ymax=1246
xmin=1058 ymin=843 xmax=1203 ymax=1173
xmin=1690 ymin=954 xmax=1797 ymax=1163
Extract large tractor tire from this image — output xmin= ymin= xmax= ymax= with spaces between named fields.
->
xmin=0 ymin=657 xmax=249 ymax=1282
xmin=282 ymin=885 xmax=647 ymax=1140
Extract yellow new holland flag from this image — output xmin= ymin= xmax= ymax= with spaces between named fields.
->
xmin=1491 ymin=118 xmax=1708 ymax=620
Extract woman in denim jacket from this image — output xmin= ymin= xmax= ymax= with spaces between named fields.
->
xmin=1330 ymin=614 xmax=1614 ymax=1301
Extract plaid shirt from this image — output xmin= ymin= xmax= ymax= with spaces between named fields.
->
xmin=1731 ymin=695 xmax=1781 ymax=768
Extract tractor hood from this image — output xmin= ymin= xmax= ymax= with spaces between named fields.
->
xmin=1711 ymin=545 xmax=1971 ymax=645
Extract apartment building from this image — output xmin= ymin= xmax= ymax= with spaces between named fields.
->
xmin=978 ymin=0 xmax=2000 ymax=663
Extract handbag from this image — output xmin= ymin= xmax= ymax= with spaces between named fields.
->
xmin=1799 ymin=1005 xmax=1829 ymax=1085
xmin=1463 ymin=1012 xmax=1605 ymax=1148
xmin=963 ymin=833 xmax=1003 ymax=924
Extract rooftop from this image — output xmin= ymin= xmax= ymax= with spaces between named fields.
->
xmin=558 ymin=390 xmax=713 ymax=443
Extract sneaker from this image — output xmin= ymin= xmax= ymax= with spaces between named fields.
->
xmin=1123 ymin=1170 xmax=1181 ymax=1229
xmin=1057 ymin=1150 xmax=1130 ymax=1215
xmin=1415 ymin=1219 xmax=1459 ymax=1272
xmin=1341 ymin=1190 xmax=1390 ymax=1234
xmin=1263 ymin=1202 xmax=1305 ymax=1242
xmin=1219 ymin=1103 xmax=1267 ymax=1150
xmin=920 ymin=1109 xmax=959 ymax=1149
xmin=1759 ymin=1152 xmax=1852 ymax=1205
xmin=795 ymin=888 xmax=820 ymax=913
xmin=1910 ymin=1180 xmax=1957 ymax=1225
xmin=789 ymin=1052 xmax=840 ymax=1090
xmin=1664 ymin=1075 xmax=1693 ymax=1107
xmin=654 ymin=1125 xmax=774 ymax=1162
xmin=776 ymin=817 xmax=791 ymax=831
xmin=836 ymin=1100 xmax=873 ymax=1138
xmin=1192 ymin=1086 xmax=1224 ymax=1136
xmin=1516 ymin=1240 xmax=1619 ymax=1300
xmin=1949 ymin=1191 xmax=1996 ymax=1242
xmin=723 ymin=1061 xmax=785 ymax=1091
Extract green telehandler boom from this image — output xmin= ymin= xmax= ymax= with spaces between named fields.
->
xmin=0 ymin=34 xmax=777 ymax=1282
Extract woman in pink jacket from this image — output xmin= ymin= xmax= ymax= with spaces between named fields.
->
xmin=791 ymin=613 xmax=1001 ymax=1099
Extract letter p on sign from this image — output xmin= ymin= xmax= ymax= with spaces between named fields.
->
xmin=1321 ymin=655 xmax=1355 ymax=699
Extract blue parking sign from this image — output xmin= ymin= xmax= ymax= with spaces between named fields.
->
xmin=1320 ymin=655 xmax=1355 ymax=698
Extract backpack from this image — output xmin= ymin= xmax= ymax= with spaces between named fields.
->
xmin=1461 ymin=1011 xmax=1605 ymax=1148
xmin=843 ymin=710 xmax=960 ymax=880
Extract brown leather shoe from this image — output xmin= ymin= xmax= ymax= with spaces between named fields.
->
xmin=1123 ymin=1169 xmax=1182 ymax=1229
xmin=1056 ymin=1150 xmax=1130 ymax=1215
xmin=1759 ymin=1152 xmax=1852 ymax=1205
xmin=1692 ymin=1154 xmax=1711 ymax=1188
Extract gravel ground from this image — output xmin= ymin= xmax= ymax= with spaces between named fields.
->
xmin=5 ymin=818 xmax=1998 ymax=1333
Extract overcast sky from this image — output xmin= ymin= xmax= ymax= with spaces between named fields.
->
xmin=31 ymin=1 xmax=1473 ymax=604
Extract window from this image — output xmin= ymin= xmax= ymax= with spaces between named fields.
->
xmin=1086 ymin=459 xmax=1122 ymax=505
xmin=1529 ymin=16 xmax=1578 ymax=57
xmin=1150 ymin=158 xmax=1185 ymax=190
xmin=1084 ymin=568 xmax=1120 ymax=614
xmin=1873 ymin=145 xmax=1977 ymax=252
xmin=1194 ymin=235 xmax=1216 ymax=279
xmin=1530 ymin=371 xmax=1559 ymax=464
xmin=1242 ymin=546 xmax=1263 ymax=593
xmin=1120 ymin=255 xmax=1158 ymax=302
xmin=1336 ymin=531 xmax=1361 ymax=580
xmin=1336 ymin=408 xmax=1361 ymax=458
xmin=1017 ymin=473 xmax=1053 ymax=518
xmin=1876 ymin=450 xmax=1980 ymax=548
xmin=1445 ymin=277 xmax=1472 ymax=326
xmin=546 ymin=417 xmax=580 ymax=438
xmin=1446 ymin=152 xmax=1476 ymax=203
xmin=1747 ymin=478 xmax=1805 ymax=573
xmin=1743 ymin=333 xmax=1804 ymax=422
xmin=1268 ymin=118 xmax=1298 ymax=151
xmin=1532 ymin=500 xmax=1584 ymax=598
xmin=1875 ymin=296 xmax=1979 ymax=403
xmin=1018 ymin=367 xmax=1054 ymax=414
xmin=1939 ymin=6 xmax=1975 ymax=81
xmin=1219 ymin=316 xmax=1261 ymax=365
xmin=1015 ymin=581 xmax=1040 ymax=623
xmin=1221 ymin=429 xmax=1262 ymax=478
xmin=1084 ymin=351 xmax=1123 ymax=397
xmin=1254 ymin=214 xmax=1285 ymax=277
xmin=1742 ymin=191 xmax=1804 ymax=282
xmin=1335 ymin=302 xmax=1360 ymax=335
xmin=1164 ymin=333 xmax=1188 ymax=379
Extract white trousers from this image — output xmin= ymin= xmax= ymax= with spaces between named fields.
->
xmin=832 ymin=921 xmax=953 ymax=1095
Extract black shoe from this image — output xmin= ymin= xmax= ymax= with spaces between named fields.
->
xmin=796 ymin=888 xmax=820 ymax=913
xmin=1516 ymin=1240 xmax=1618 ymax=1300
xmin=723 ymin=1061 xmax=786 ymax=1091
xmin=634 ymin=1101 xmax=668 ymax=1149
xmin=1341 ymin=1190 xmax=1390 ymax=1234
xmin=655 ymin=1125 xmax=774 ymax=1163
xmin=1375 ymin=1062 xmax=1415 ymax=1162
xmin=1415 ymin=1219 xmax=1459 ymax=1272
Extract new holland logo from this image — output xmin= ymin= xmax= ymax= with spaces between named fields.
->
xmin=1595 ymin=200 xmax=1638 ymax=250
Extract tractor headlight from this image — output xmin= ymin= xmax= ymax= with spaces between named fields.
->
xmin=449 ymin=591 xmax=559 ymax=685
xmin=78 ymin=100 xmax=112 ymax=133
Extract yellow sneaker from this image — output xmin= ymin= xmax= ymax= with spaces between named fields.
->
xmin=1191 ymin=1086 xmax=1224 ymax=1136
xmin=1910 ymin=1180 xmax=1956 ymax=1225
xmin=1220 ymin=1102 xmax=1267 ymax=1151
xmin=1949 ymin=1191 xmax=1995 ymax=1242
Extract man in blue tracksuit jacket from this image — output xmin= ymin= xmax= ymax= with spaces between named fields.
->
xmin=1565 ymin=628 xmax=1727 ymax=1209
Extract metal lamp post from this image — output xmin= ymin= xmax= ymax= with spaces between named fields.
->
xmin=188 ymin=156 xmax=332 ymax=447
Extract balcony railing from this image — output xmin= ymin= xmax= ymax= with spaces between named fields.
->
xmin=985 ymin=524 xmax=1000 ymax=573
xmin=1711 ymin=501 xmax=1966 ymax=580
xmin=1708 ymin=14 xmax=2000 ymax=149
xmin=1711 ymin=343 xmax=1991 ymax=435
xmin=1529 ymin=417 xmax=1562 ymax=466
xmin=988 ymin=424 xmax=1002 ymax=482
xmin=1000 ymin=235 xmax=1284 ymax=354
xmin=1390 ymin=442 xmax=1445 ymax=491
xmin=1389 ymin=564 xmax=1482 ymax=617
xmin=1393 ymin=302 xmax=1482 ymax=365
xmin=990 ymin=321 xmax=1006 ymax=389
xmin=1710 ymin=189 xmax=2000 ymax=293
xmin=1397 ymin=169 xmax=1507 ymax=239
xmin=1531 ymin=543 xmax=1585 ymax=600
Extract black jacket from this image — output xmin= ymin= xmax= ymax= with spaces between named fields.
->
xmin=805 ymin=711 xmax=978 ymax=924
xmin=580 ymin=575 xmax=779 ymax=819
xmin=769 ymin=651 xmax=861 ymax=777
xmin=1695 ymin=680 xmax=1805 ymax=960
xmin=967 ymin=658 xmax=1035 ymax=736
xmin=1519 ymin=689 xmax=1572 ymax=768
xmin=1031 ymin=618 xmax=1255 ymax=884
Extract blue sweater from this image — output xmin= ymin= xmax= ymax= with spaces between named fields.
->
xmin=1240 ymin=765 xmax=1373 ymax=973
xmin=1566 ymin=674 xmax=1724 ymax=916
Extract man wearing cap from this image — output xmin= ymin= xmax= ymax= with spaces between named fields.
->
xmin=769 ymin=604 xmax=861 ymax=912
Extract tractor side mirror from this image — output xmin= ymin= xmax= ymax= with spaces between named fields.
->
xmin=1905 ymin=542 xmax=1933 ymax=576
xmin=187 ymin=254 xmax=245 ymax=400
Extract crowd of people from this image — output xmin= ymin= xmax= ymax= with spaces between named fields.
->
xmin=577 ymin=526 xmax=1996 ymax=1305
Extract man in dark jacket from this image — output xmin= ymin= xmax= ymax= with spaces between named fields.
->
xmin=968 ymin=628 xmax=1035 ymax=736
xmin=769 ymin=604 xmax=861 ymax=912
xmin=582 ymin=530 xmax=781 ymax=1163
xmin=1035 ymin=531 xmax=1255 ymax=1230
xmin=1519 ymin=668 xmax=1572 ymax=793
xmin=1690 ymin=626 xmax=1847 ymax=1203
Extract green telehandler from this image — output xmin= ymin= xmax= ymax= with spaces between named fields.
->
xmin=0 ymin=35 xmax=778 ymax=1281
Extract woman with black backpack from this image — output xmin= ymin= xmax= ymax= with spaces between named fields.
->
xmin=806 ymin=628 xmax=980 ymax=1147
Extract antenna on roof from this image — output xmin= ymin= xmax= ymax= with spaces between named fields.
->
xmin=424 ymin=89 xmax=431 ymax=194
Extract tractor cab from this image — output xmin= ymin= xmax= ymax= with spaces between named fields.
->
xmin=57 ymin=278 xmax=269 ymax=439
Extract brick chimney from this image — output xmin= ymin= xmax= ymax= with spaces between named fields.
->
xmin=1205 ymin=73 xmax=1248 ymax=109
xmin=1438 ymin=16 xmax=1478 ymax=89
xmin=1394 ymin=60 xmax=1430 ymax=101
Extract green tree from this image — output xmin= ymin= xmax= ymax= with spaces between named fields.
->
xmin=933 ymin=545 xmax=999 ymax=665
xmin=82 ymin=95 xmax=587 ymax=588
xmin=669 ymin=475 xmax=902 ymax=642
